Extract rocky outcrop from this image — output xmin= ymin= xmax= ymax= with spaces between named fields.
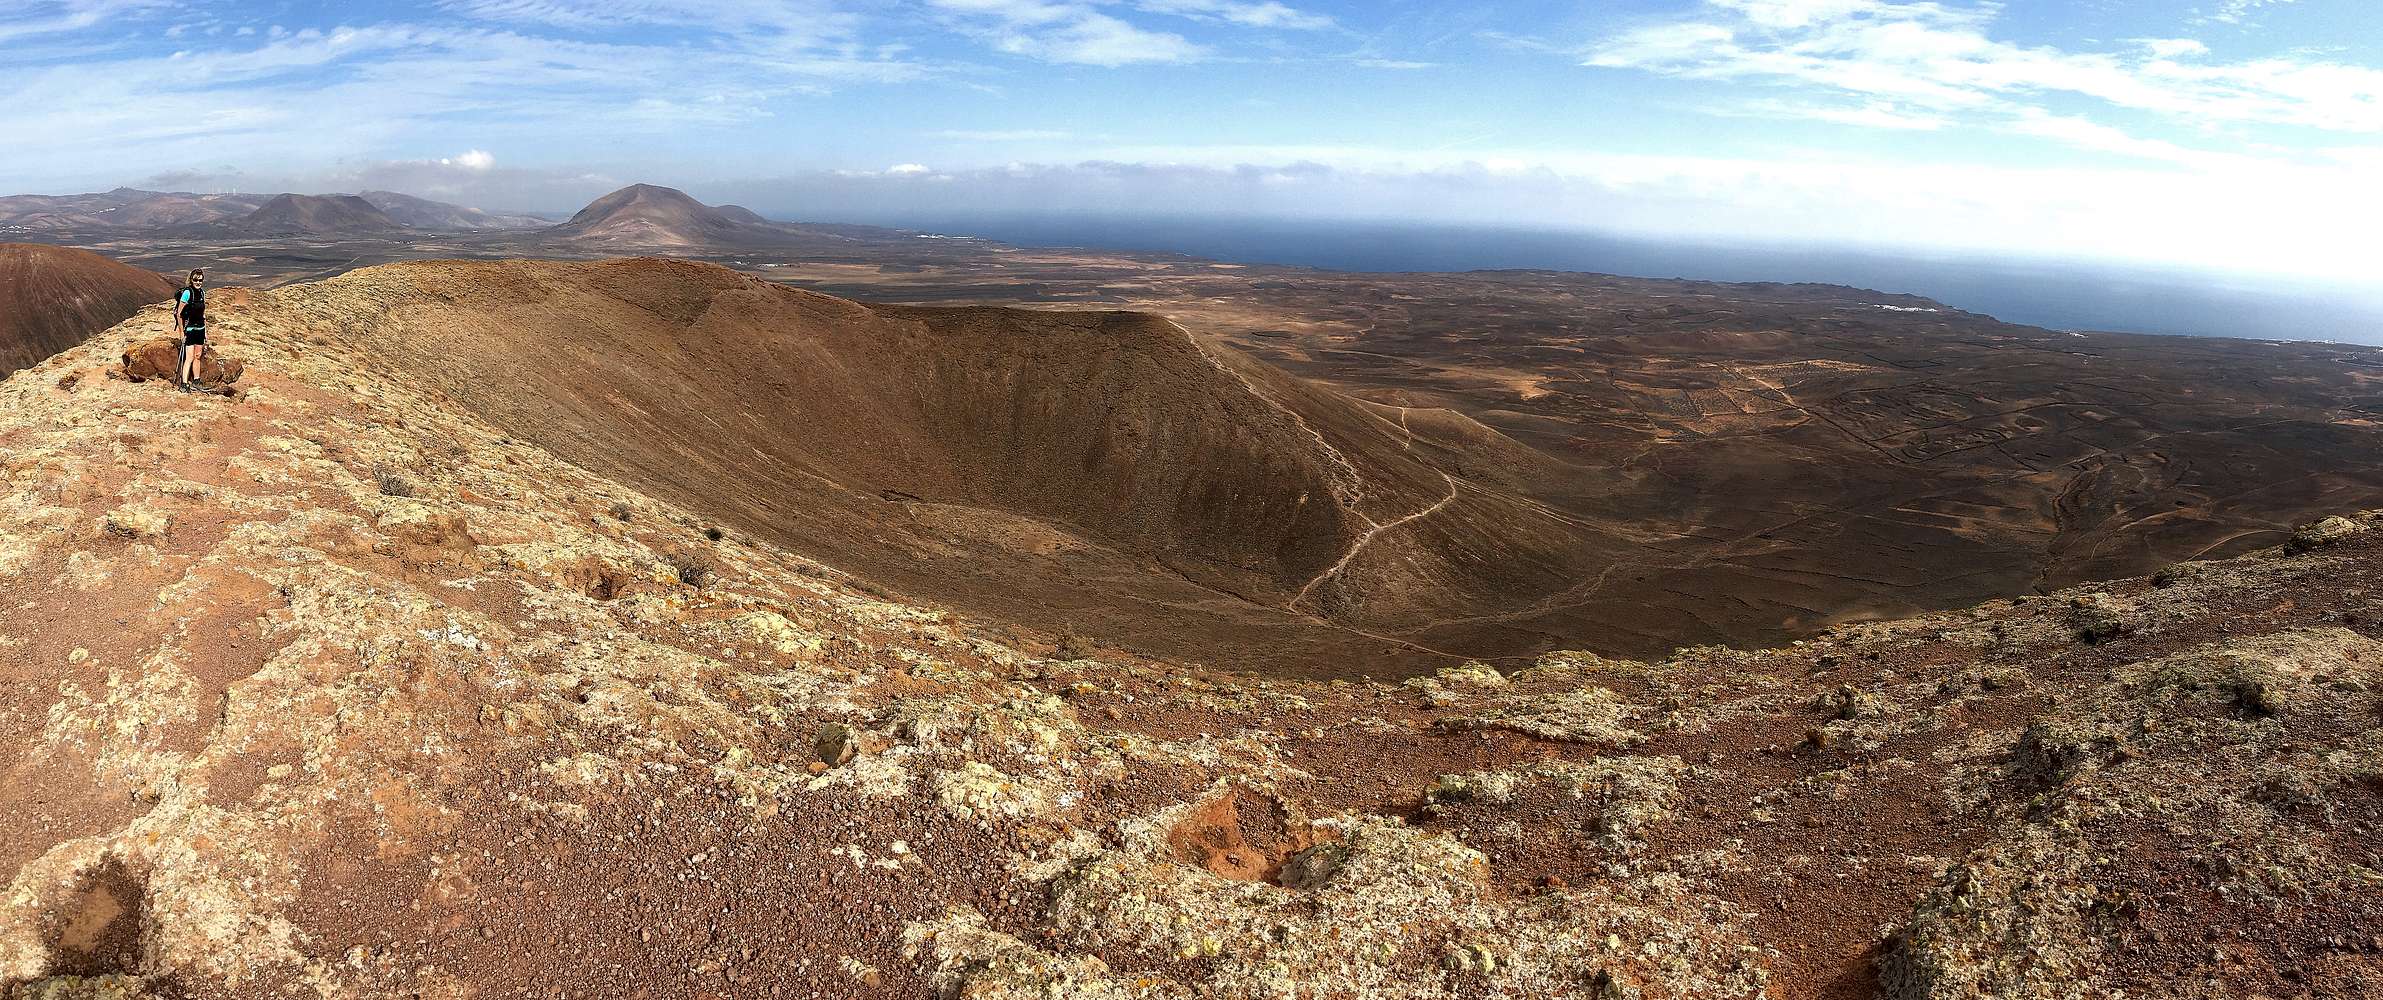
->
xmin=117 ymin=337 xmax=242 ymax=391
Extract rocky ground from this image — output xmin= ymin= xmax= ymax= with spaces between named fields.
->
xmin=2 ymin=281 xmax=2379 ymax=999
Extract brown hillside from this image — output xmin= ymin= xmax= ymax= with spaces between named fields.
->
xmin=711 ymin=204 xmax=771 ymax=225
xmin=271 ymin=257 xmax=1612 ymax=676
xmin=233 ymin=194 xmax=402 ymax=235
xmin=545 ymin=184 xmax=763 ymax=247
xmin=357 ymin=190 xmax=543 ymax=231
xmin=0 ymin=189 xmax=265 ymax=231
xmin=0 ymin=244 xmax=175 ymax=376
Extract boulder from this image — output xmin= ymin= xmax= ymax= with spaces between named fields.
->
xmin=2286 ymin=515 xmax=2366 ymax=554
xmin=121 ymin=337 xmax=243 ymax=392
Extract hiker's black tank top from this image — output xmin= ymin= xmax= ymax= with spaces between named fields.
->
xmin=179 ymin=287 xmax=205 ymax=329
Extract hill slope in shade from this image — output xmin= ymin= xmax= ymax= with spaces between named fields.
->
xmin=712 ymin=204 xmax=771 ymax=225
xmin=231 ymin=194 xmax=404 ymax=236
xmin=0 ymin=277 xmax=2378 ymax=999
xmin=0 ymin=243 xmax=176 ymax=376
xmin=357 ymin=190 xmax=544 ymax=230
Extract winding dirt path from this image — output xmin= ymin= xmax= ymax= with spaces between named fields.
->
xmin=1289 ymin=472 xmax=1462 ymax=610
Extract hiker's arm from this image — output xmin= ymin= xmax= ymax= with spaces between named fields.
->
xmin=169 ymin=293 xmax=182 ymax=333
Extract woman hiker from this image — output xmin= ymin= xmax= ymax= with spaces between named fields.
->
xmin=171 ymin=267 xmax=207 ymax=390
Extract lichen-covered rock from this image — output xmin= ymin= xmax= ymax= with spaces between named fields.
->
xmin=99 ymin=502 xmax=168 ymax=540
xmin=1437 ymin=685 xmax=1645 ymax=746
xmin=905 ymin=908 xmax=1190 ymax=999
xmin=1886 ymin=628 xmax=2383 ymax=999
xmin=373 ymin=499 xmax=476 ymax=556
xmin=1024 ymin=803 xmax=1766 ymax=999
xmin=2 ymin=975 xmax=154 ymax=1000
xmin=935 ymin=760 xmax=1064 ymax=822
xmin=1425 ymin=757 xmax=1688 ymax=852
xmin=1404 ymin=661 xmax=1508 ymax=707
xmin=2286 ymin=515 xmax=2366 ymax=553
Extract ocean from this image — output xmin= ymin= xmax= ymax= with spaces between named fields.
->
xmin=820 ymin=212 xmax=2383 ymax=346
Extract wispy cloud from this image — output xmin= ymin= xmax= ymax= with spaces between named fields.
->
xmin=932 ymin=128 xmax=1075 ymax=140
xmin=926 ymin=0 xmax=1206 ymax=66
xmin=1589 ymin=0 xmax=2383 ymax=134
xmin=1732 ymin=97 xmax=1950 ymax=131
xmin=1137 ymin=0 xmax=1334 ymax=31
xmin=0 ymin=0 xmax=174 ymax=44
xmin=2200 ymin=0 xmax=2300 ymax=26
xmin=922 ymin=0 xmax=1334 ymax=65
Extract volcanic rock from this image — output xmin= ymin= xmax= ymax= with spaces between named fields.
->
xmin=118 ymin=337 xmax=241 ymax=391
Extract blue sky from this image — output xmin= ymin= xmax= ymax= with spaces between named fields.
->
xmin=4 ymin=0 xmax=2381 ymax=283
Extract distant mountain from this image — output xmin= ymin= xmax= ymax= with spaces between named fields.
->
xmin=0 ymin=188 xmax=265 ymax=231
xmin=359 ymin=190 xmax=545 ymax=231
xmin=0 ymin=188 xmax=542 ymax=236
xmin=231 ymin=194 xmax=404 ymax=236
xmin=545 ymin=184 xmax=774 ymax=247
xmin=711 ymin=204 xmax=771 ymax=226
xmin=0 ymin=243 xmax=177 ymax=376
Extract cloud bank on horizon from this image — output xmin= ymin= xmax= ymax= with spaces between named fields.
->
xmin=4 ymin=0 xmax=2380 ymax=284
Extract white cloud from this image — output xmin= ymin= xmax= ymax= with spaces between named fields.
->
xmin=438 ymin=0 xmax=862 ymax=42
xmin=887 ymin=162 xmax=932 ymax=174
xmin=444 ymin=149 xmax=497 ymax=170
xmin=1736 ymin=98 xmax=1950 ymax=130
xmin=2002 ymin=110 xmax=2217 ymax=166
xmin=932 ymin=129 xmax=1073 ymax=140
xmin=929 ymin=0 xmax=1206 ymax=66
xmin=0 ymin=0 xmax=174 ymax=44
xmin=0 ymin=12 xmax=929 ymax=193
xmin=1136 ymin=0 xmax=1333 ymax=31
xmin=1589 ymin=0 xmax=2383 ymax=133
xmin=2202 ymin=0 xmax=2299 ymax=26
xmin=925 ymin=0 xmax=1333 ymax=66
xmin=898 ymin=144 xmax=2380 ymax=285
xmin=2139 ymin=38 xmax=2209 ymax=59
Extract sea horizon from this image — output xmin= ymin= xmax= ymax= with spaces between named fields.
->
xmin=796 ymin=211 xmax=2383 ymax=348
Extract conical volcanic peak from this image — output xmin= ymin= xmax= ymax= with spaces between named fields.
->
xmin=546 ymin=183 xmax=770 ymax=247
xmin=0 ymin=242 xmax=176 ymax=376
xmin=234 ymin=193 xmax=404 ymax=235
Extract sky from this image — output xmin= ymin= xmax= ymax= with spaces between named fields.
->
xmin=4 ymin=0 xmax=2382 ymax=287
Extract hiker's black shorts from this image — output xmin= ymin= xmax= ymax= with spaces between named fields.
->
xmin=183 ymin=327 xmax=206 ymax=347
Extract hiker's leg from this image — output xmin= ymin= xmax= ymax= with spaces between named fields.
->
xmin=178 ymin=344 xmax=192 ymax=384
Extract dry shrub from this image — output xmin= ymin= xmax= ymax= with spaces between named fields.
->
xmin=373 ymin=465 xmax=417 ymax=498
xmin=665 ymin=551 xmax=714 ymax=589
